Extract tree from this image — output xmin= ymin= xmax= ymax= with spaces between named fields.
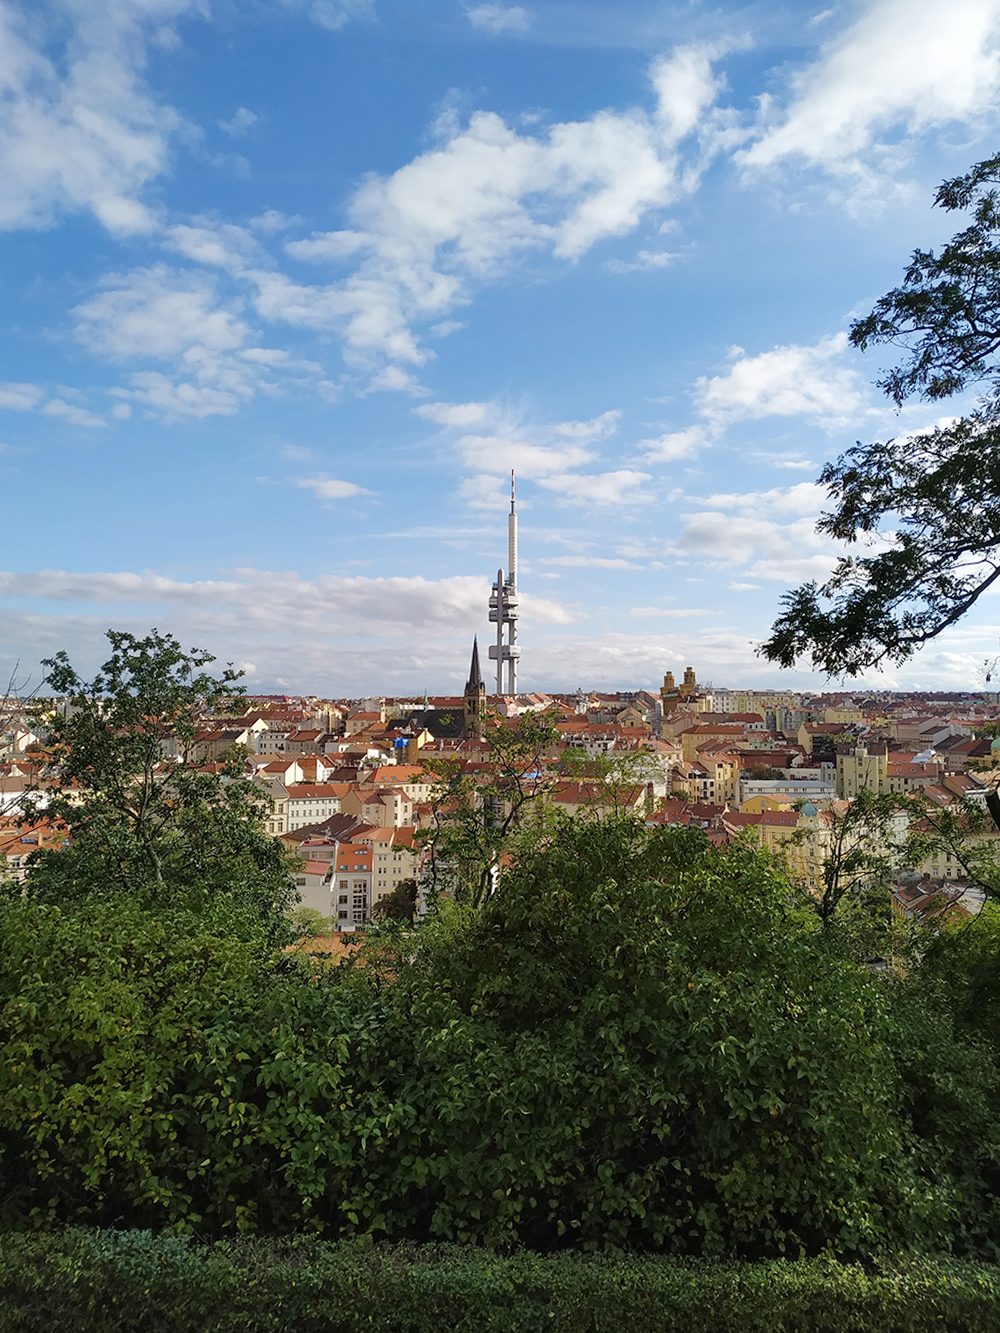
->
xmin=902 ymin=790 xmax=1000 ymax=903
xmin=795 ymin=789 xmax=906 ymax=930
xmin=761 ymin=153 xmax=1000 ymax=676
xmin=21 ymin=629 xmax=295 ymax=936
xmin=370 ymin=877 xmax=417 ymax=923
xmin=421 ymin=712 xmax=560 ymax=908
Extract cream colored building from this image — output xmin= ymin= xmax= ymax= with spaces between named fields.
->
xmin=836 ymin=744 xmax=889 ymax=798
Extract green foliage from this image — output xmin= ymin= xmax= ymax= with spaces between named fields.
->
xmin=289 ymin=906 xmax=332 ymax=936
xmin=371 ymin=877 xmax=417 ymax=923
xmin=22 ymin=629 xmax=294 ymax=941
xmin=422 ymin=712 xmax=561 ymax=907
xmin=760 ymin=153 xmax=1000 ymax=673
xmin=389 ymin=820 xmax=920 ymax=1256
xmin=3 ymin=818 xmax=1000 ymax=1259
xmin=1 ymin=1232 xmax=999 ymax=1333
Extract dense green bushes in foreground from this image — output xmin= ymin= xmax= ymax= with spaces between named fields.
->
xmin=3 ymin=820 xmax=1000 ymax=1261
xmin=1 ymin=1231 xmax=999 ymax=1333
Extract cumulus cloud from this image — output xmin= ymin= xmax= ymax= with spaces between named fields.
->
xmin=0 ymin=0 xmax=195 ymax=236
xmin=430 ymin=402 xmax=650 ymax=507
xmin=538 ymin=470 xmax=652 ymax=505
xmin=279 ymin=0 xmax=375 ymax=32
xmin=260 ymin=44 xmax=725 ymax=371
xmin=42 ymin=398 xmax=106 ymax=428
xmin=466 ymin=4 xmax=532 ymax=33
xmin=541 ymin=555 xmax=642 ymax=569
xmin=699 ymin=481 xmax=829 ymax=515
xmin=629 ymin=606 xmax=715 ymax=616
xmin=0 ymin=382 xmax=43 ymax=411
xmin=2 ymin=564 xmax=995 ymax=694
xmin=694 ymin=333 xmax=869 ymax=429
xmin=297 ymin=475 xmax=371 ymax=500
xmin=638 ymin=423 xmax=711 ymax=462
xmin=741 ymin=0 xmax=1000 ymax=189
xmin=0 ymin=379 xmax=104 ymax=426
xmin=218 ymin=107 xmax=259 ymax=137
xmin=416 ymin=400 xmax=490 ymax=426
xmin=72 ymin=262 xmax=335 ymax=419
xmin=605 ymin=249 xmax=678 ymax=274
xmin=674 ymin=509 xmax=840 ymax=581
xmin=0 ymin=565 xmax=577 ymax=693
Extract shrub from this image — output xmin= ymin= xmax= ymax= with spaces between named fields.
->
xmin=0 ymin=1232 xmax=998 ymax=1333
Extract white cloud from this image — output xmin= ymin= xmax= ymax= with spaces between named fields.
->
xmin=218 ymin=107 xmax=259 ymax=137
xmin=0 ymin=564 xmax=576 ymax=693
xmin=297 ymin=475 xmax=371 ymax=500
xmin=122 ymin=372 xmax=244 ymax=419
xmin=458 ymin=473 xmax=510 ymax=510
xmin=694 ymin=333 xmax=869 ymax=428
xmin=0 ymin=380 xmax=106 ymax=427
xmin=74 ymin=265 xmax=250 ymax=362
xmin=466 ymin=4 xmax=532 ymax=33
xmin=3 ymin=566 xmax=995 ymax=695
xmin=699 ymin=481 xmax=829 ymax=515
xmin=542 ymin=555 xmax=642 ymax=569
xmin=553 ymin=410 xmax=620 ymax=440
xmin=42 ymin=398 xmax=106 ymax=428
xmin=73 ymin=262 xmax=335 ymax=419
xmin=606 ymin=249 xmax=678 ymax=274
xmin=279 ymin=0 xmax=375 ymax=31
xmin=458 ymin=433 xmax=595 ymax=477
xmin=751 ymin=450 xmax=816 ymax=470
xmin=673 ymin=505 xmax=840 ymax=582
xmin=249 ymin=210 xmax=303 ymax=235
xmin=365 ymin=365 xmax=427 ymax=394
xmin=416 ymin=400 xmax=490 ymax=426
xmin=0 ymin=0 xmax=195 ymax=236
xmin=0 ymin=382 xmax=43 ymax=411
xmin=742 ymin=0 xmax=1000 ymax=187
xmin=538 ymin=469 xmax=652 ymax=505
xmin=431 ymin=403 xmax=649 ymax=507
xmin=259 ymin=45 xmax=724 ymax=371
xmin=639 ymin=423 xmax=711 ymax=462
xmin=629 ymin=606 xmax=715 ymax=616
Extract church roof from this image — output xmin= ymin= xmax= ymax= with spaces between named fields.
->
xmin=466 ymin=636 xmax=484 ymax=692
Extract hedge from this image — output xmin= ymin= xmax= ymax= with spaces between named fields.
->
xmin=0 ymin=1231 xmax=997 ymax=1332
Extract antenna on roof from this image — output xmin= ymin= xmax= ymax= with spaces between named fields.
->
xmin=511 ymin=468 xmax=515 ymax=513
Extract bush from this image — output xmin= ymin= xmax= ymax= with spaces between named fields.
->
xmin=0 ymin=1232 xmax=999 ymax=1333
xmin=0 ymin=819 xmax=997 ymax=1257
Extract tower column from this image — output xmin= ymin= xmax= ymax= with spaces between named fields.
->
xmin=488 ymin=470 xmax=521 ymax=699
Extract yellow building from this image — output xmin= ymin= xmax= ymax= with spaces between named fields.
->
xmin=660 ymin=666 xmax=710 ymax=717
xmin=836 ymin=744 xmax=888 ymax=798
xmin=824 ymin=707 xmax=865 ymax=725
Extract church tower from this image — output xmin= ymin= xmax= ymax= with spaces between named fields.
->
xmin=463 ymin=637 xmax=487 ymax=739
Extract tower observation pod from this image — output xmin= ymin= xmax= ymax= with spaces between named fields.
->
xmin=488 ymin=470 xmax=520 ymax=697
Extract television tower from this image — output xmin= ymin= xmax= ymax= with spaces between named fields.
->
xmin=488 ymin=470 xmax=520 ymax=697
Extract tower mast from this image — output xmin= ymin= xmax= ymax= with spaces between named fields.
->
xmin=489 ymin=470 xmax=520 ymax=698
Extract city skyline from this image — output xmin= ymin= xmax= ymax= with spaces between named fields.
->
xmin=3 ymin=0 xmax=1000 ymax=695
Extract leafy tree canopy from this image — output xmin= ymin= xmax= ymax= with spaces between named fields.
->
xmin=21 ymin=629 xmax=294 ymax=939
xmin=761 ymin=153 xmax=1000 ymax=675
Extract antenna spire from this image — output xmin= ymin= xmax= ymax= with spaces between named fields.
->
xmin=511 ymin=469 xmax=515 ymax=513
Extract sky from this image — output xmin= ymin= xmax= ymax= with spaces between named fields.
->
xmin=3 ymin=0 xmax=1000 ymax=697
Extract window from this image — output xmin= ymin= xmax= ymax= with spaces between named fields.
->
xmin=339 ymin=894 xmax=348 ymax=904
xmin=338 ymin=910 xmax=348 ymax=920
xmin=339 ymin=880 xmax=348 ymax=889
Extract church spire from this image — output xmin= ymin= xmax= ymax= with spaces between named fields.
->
xmin=463 ymin=636 xmax=487 ymax=738
xmin=467 ymin=636 xmax=483 ymax=691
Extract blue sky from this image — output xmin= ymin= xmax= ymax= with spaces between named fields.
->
xmin=3 ymin=0 xmax=1000 ymax=696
